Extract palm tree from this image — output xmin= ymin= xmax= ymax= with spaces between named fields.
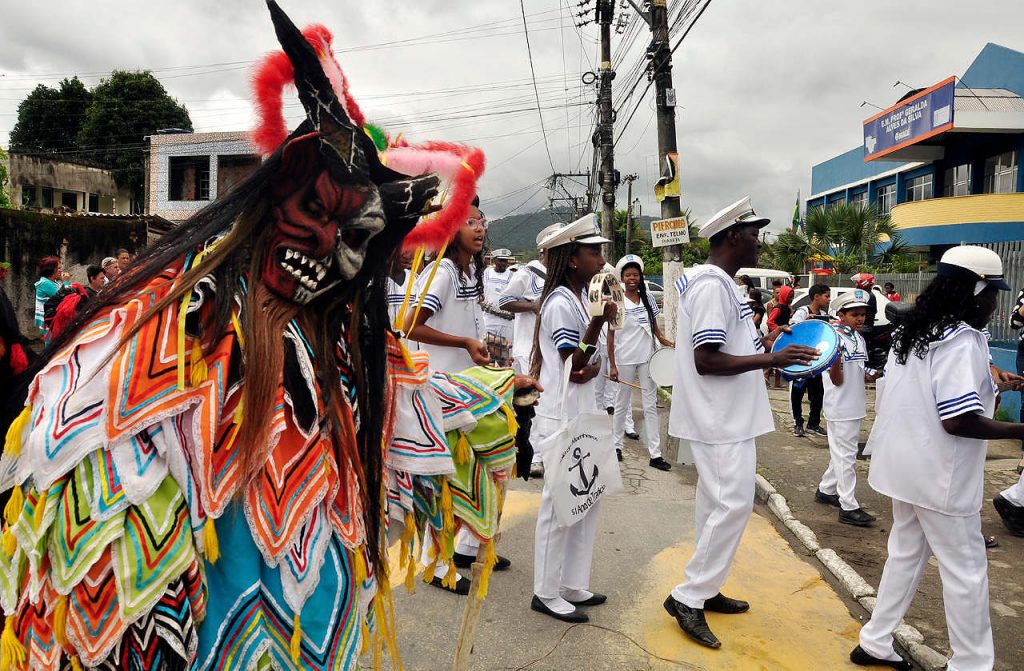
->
xmin=767 ymin=202 xmax=914 ymax=274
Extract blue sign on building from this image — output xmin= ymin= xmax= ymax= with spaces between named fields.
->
xmin=863 ymin=76 xmax=956 ymax=161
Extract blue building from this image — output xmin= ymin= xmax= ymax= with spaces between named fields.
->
xmin=808 ymin=43 xmax=1024 ymax=260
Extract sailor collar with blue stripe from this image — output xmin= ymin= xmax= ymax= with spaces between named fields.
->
xmin=675 ymin=264 xmax=752 ymax=321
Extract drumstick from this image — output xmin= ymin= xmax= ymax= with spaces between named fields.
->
xmin=605 ymin=375 xmax=641 ymax=390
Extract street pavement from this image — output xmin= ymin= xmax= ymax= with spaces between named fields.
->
xmin=370 ymin=402 xmax=889 ymax=670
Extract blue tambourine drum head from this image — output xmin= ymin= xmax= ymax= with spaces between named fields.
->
xmin=770 ymin=320 xmax=840 ymax=380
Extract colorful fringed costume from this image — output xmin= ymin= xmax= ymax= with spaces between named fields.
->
xmin=0 ymin=2 xmax=511 ymax=670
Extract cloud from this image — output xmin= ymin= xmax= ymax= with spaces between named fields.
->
xmin=1 ymin=0 xmax=1022 ymax=243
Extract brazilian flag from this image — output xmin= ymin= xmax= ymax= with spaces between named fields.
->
xmin=792 ymin=191 xmax=801 ymax=232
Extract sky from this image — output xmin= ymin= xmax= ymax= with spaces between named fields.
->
xmin=1 ymin=0 xmax=1023 ymax=237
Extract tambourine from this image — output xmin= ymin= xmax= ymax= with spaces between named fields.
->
xmin=588 ymin=272 xmax=625 ymax=330
xmin=770 ymin=320 xmax=840 ymax=381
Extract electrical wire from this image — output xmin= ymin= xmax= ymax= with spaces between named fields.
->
xmin=519 ymin=0 xmax=557 ymax=175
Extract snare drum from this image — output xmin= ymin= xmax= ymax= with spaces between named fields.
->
xmin=770 ymin=320 xmax=840 ymax=380
xmin=648 ymin=347 xmax=677 ymax=387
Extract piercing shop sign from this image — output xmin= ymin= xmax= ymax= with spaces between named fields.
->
xmin=650 ymin=217 xmax=690 ymax=248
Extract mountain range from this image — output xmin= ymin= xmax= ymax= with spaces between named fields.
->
xmin=486 ymin=208 xmax=658 ymax=255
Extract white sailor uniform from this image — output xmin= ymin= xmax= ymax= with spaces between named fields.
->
xmin=859 ymin=323 xmax=995 ymax=670
xmin=819 ymin=327 xmax=868 ymax=511
xmin=668 ymin=264 xmax=773 ymax=608
xmin=533 ymin=286 xmax=606 ymax=604
xmin=612 ymin=295 xmax=662 ymax=459
xmin=499 ymin=259 xmax=545 ymax=376
xmin=483 ymin=265 xmax=514 ymax=342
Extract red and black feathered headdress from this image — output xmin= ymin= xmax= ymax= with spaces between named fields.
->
xmin=254 ymin=1 xmax=485 ymax=250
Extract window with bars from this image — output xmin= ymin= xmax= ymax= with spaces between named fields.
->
xmin=984 ymin=151 xmax=1018 ymax=194
xmin=943 ymin=164 xmax=971 ymax=197
xmin=850 ymin=191 xmax=868 ymax=208
xmin=905 ymin=174 xmax=933 ymax=202
xmin=876 ymin=183 xmax=896 ymax=214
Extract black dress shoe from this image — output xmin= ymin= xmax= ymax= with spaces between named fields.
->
xmin=849 ymin=644 xmax=912 ymax=669
xmin=814 ymin=489 xmax=841 ymax=507
xmin=662 ymin=595 xmax=720 ymax=648
xmin=565 ymin=591 xmax=607 ymax=606
xmin=649 ymin=457 xmax=672 ymax=471
xmin=606 ymin=406 xmax=615 ymax=415
xmin=807 ymin=424 xmax=827 ymax=436
xmin=429 ymin=575 xmax=470 ymax=595
xmin=993 ymin=494 xmax=1024 ymax=537
xmin=839 ymin=508 xmax=877 ymax=527
xmin=703 ymin=593 xmax=749 ymax=614
xmin=452 ymin=552 xmax=512 ymax=570
xmin=625 ymin=431 xmax=640 ymax=440
xmin=616 ymin=449 xmax=623 ymax=462
xmin=531 ymin=595 xmax=588 ymax=623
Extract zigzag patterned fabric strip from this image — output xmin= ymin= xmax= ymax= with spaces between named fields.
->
xmin=113 ymin=476 xmax=195 ymax=625
xmin=14 ymin=576 xmax=61 ymax=671
xmin=446 ymin=454 xmax=498 ymax=541
xmin=65 ymin=550 xmax=126 ymax=666
xmin=327 ymin=460 xmax=366 ymax=552
xmin=50 ymin=460 xmax=126 ymax=595
xmin=197 ymin=504 xmax=362 ymax=671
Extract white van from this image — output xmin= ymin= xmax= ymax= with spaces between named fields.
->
xmin=735 ymin=268 xmax=792 ymax=291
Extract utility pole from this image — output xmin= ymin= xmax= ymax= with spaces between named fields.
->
xmin=623 ymin=173 xmax=638 ymax=255
xmin=650 ymin=0 xmax=684 ymax=339
xmin=595 ymin=0 xmax=618 ymax=248
xmin=547 ymin=172 xmax=593 ymax=218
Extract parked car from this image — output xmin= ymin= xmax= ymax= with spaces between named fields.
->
xmin=645 ymin=280 xmax=664 ymax=307
xmin=734 ymin=267 xmax=793 ymax=292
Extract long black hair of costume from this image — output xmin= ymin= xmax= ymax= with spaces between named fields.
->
xmin=16 ymin=145 xmax=409 ymax=574
xmin=891 ymin=275 xmax=989 ymax=365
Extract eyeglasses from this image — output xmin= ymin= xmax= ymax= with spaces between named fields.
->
xmin=467 ymin=216 xmax=488 ymax=230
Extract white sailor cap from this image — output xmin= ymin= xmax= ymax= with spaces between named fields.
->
xmin=536 ymin=223 xmax=564 ymax=249
xmin=698 ymin=196 xmax=771 ymax=240
xmin=538 ymin=213 xmax=611 ymax=250
xmin=614 ymin=254 xmax=644 ymax=280
xmin=937 ymin=245 xmax=1010 ymax=291
xmin=491 ymin=248 xmax=515 ymax=259
xmin=831 ymin=289 xmax=871 ymax=313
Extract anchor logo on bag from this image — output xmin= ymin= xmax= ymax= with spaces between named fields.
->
xmin=569 ymin=445 xmax=599 ymax=497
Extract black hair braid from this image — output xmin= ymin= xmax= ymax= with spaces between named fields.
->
xmin=529 ymin=243 xmax=576 ymax=377
xmin=892 ymin=276 xmax=986 ymax=365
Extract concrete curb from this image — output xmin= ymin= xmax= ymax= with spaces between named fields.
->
xmin=754 ymin=474 xmax=948 ymax=670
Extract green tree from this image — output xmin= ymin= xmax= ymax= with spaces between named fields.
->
xmin=8 ymin=77 xmax=92 ymax=153
xmin=0 ymin=147 xmax=11 ymax=207
xmin=766 ymin=202 xmax=914 ymax=275
xmin=78 ymin=71 xmax=192 ymax=206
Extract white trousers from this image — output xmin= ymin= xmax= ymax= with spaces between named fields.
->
xmin=818 ymin=418 xmax=862 ymax=511
xmin=1000 ymin=470 xmax=1024 ymax=506
xmin=672 ymin=439 xmax=756 ymax=608
xmin=612 ymin=361 xmax=661 ymax=459
xmin=533 ymin=417 xmax=602 ymax=599
xmin=594 ymin=357 xmax=616 ymax=410
xmin=860 ymin=499 xmax=993 ymax=670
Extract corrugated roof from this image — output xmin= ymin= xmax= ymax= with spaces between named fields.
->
xmin=954 ymin=87 xmax=1024 ymax=113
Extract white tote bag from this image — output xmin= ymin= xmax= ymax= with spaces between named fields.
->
xmin=539 ymin=360 xmax=622 ymax=528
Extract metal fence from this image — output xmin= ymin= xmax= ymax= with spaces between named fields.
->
xmin=793 ymin=242 xmax=1024 ymax=343
xmin=982 ymin=241 xmax=1024 ymax=343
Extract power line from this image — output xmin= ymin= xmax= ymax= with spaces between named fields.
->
xmin=519 ymin=0 xmax=557 ymax=175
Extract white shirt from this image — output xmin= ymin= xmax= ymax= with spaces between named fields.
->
xmin=866 ymin=323 xmax=996 ymax=516
xmin=413 ymin=258 xmax=483 ymax=374
xmin=612 ymin=294 xmax=660 ymax=365
xmin=792 ymin=305 xmax=830 ymax=324
xmin=386 ymin=269 xmax=412 ymax=326
xmin=535 ymin=286 xmax=600 ymax=421
xmin=668 ymin=264 xmax=774 ymax=444
xmin=822 ymin=327 xmax=868 ymax=421
xmin=500 ymin=260 xmax=545 ymax=361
